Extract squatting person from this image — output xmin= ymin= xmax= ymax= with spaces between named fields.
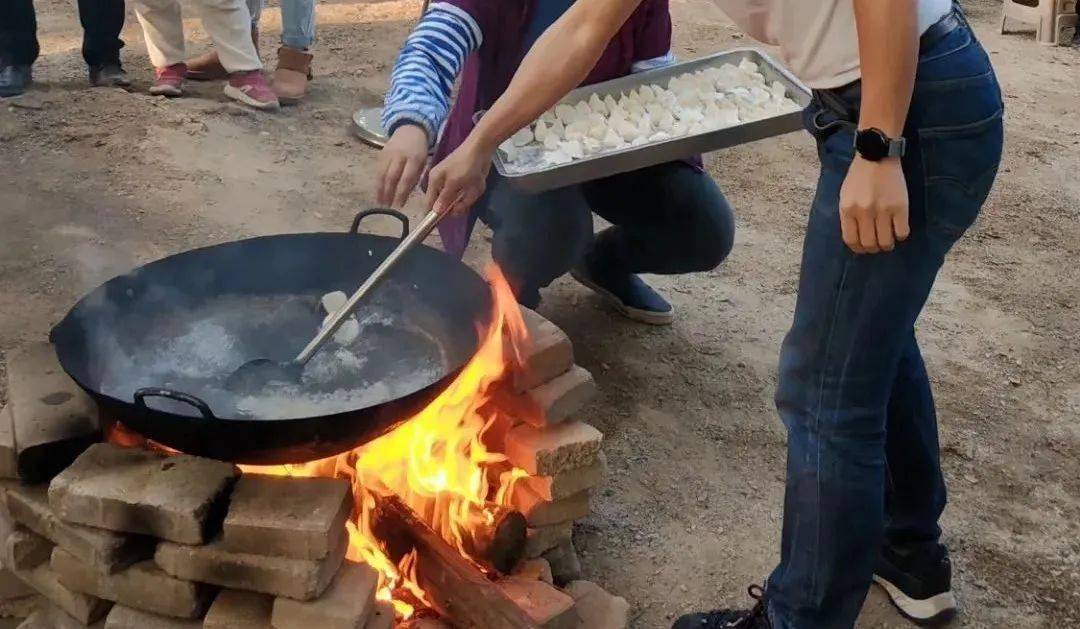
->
xmin=374 ymin=0 xmax=736 ymax=322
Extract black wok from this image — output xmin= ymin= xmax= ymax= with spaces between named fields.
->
xmin=49 ymin=210 xmax=493 ymax=464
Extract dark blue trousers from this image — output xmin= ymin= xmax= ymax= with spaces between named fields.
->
xmin=766 ymin=22 xmax=1004 ymax=628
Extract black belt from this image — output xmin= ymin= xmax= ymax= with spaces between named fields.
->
xmin=921 ymin=10 xmax=963 ymax=52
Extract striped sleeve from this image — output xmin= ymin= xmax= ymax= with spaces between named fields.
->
xmin=382 ymin=2 xmax=483 ymax=146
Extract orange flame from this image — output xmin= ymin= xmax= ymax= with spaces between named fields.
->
xmin=240 ymin=265 xmax=537 ymax=619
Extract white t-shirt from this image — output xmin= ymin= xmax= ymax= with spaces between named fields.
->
xmin=711 ymin=0 xmax=954 ymax=89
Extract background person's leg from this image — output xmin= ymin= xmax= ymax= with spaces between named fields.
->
xmin=484 ymin=177 xmax=593 ymax=309
xmin=280 ymin=0 xmax=316 ymax=50
xmin=582 ymin=161 xmax=735 ymax=276
xmin=131 ymin=0 xmax=186 ymax=68
xmin=0 ymin=0 xmax=40 ymax=67
xmin=194 ymin=0 xmax=262 ymax=72
xmin=77 ymin=0 xmax=125 ymax=68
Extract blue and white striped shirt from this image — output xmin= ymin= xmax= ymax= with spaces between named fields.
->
xmin=382 ymin=2 xmax=676 ymax=147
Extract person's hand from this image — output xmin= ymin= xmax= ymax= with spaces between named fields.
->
xmin=376 ymin=124 xmax=429 ymax=208
xmin=425 ymin=137 xmax=493 ymax=216
xmin=838 ymin=156 xmax=910 ymax=254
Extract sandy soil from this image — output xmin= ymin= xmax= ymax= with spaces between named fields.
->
xmin=1 ymin=0 xmax=1077 ymax=627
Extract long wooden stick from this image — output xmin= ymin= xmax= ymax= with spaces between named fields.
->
xmin=370 ymin=494 xmax=539 ymax=629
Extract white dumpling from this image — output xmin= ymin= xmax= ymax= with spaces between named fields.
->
xmin=589 ymin=93 xmax=607 ymax=115
xmin=611 ymin=117 xmax=638 ymax=141
xmin=332 ymin=318 xmax=360 ymax=346
xmin=689 ymin=121 xmax=707 ymax=135
xmin=555 ymin=103 xmax=578 ymax=124
xmin=602 ymin=127 xmax=625 ymax=149
xmin=540 ymin=110 xmax=558 ymax=126
xmin=511 ymin=126 xmax=534 ymax=147
xmin=582 ymin=137 xmax=603 ymax=155
xmin=738 ymin=58 xmax=759 ymax=74
xmin=587 ymin=119 xmax=608 ymax=141
xmin=770 ymin=80 xmax=787 ymax=101
xmin=671 ymin=120 xmax=690 ymax=137
xmin=630 ymin=136 xmax=648 ymax=147
xmin=679 ymin=108 xmax=705 ymax=124
xmin=603 ymin=94 xmax=619 ymax=113
xmin=561 ymin=139 xmax=585 ymax=159
xmin=550 ymin=118 xmax=566 ymax=138
xmin=608 ymin=105 xmax=629 ymax=123
xmin=564 ymin=119 xmax=589 ymax=141
xmin=648 ymin=131 xmax=671 ymax=142
xmin=534 ymin=119 xmax=550 ymax=142
xmin=498 ymin=139 xmax=519 ymax=162
xmin=676 ymin=89 xmax=702 ymax=108
xmin=656 ymin=109 xmax=675 ymax=132
xmin=543 ymin=132 xmax=561 ymax=150
xmin=636 ymin=117 xmax=652 ymax=138
xmin=638 ymin=84 xmax=656 ymax=103
xmin=575 ymin=100 xmax=593 ymax=117
xmin=749 ymin=86 xmax=772 ymax=105
xmin=320 ymin=291 xmax=347 ymax=315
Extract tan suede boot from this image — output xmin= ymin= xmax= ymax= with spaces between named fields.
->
xmin=187 ymin=26 xmax=259 ymax=81
xmin=272 ymin=46 xmax=313 ymax=105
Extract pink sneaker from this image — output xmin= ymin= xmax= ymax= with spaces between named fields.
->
xmin=224 ymin=70 xmax=280 ymax=111
xmin=149 ymin=63 xmax=186 ymax=97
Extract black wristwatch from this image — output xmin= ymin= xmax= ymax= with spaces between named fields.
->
xmin=854 ymin=127 xmax=906 ymax=161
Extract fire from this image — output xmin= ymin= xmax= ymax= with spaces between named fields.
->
xmin=239 ymin=265 xmax=537 ymax=619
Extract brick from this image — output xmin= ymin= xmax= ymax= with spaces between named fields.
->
xmin=6 ymin=343 xmax=100 ymax=483
xmin=541 ymin=539 xmax=581 ymax=587
xmin=154 ymin=532 xmax=345 ymax=601
xmin=271 ymin=560 xmax=377 ymax=629
xmin=565 ymin=581 xmax=629 ymax=629
xmin=524 ymin=520 xmax=574 ymax=557
xmin=0 ymin=594 xmax=40 ymax=619
xmin=511 ymin=487 xmax=590 ymax=528
xmin=48 ymin=443 xmax=238 ymax=544
xmin=51 ymin=548 xmax=213 ymax=619
xmin=222 ymin=475 xmax=351 ymax=560
xmin=5 ymin=539 xmax=111 ymax=623
xmin=511 ymin=308 xmax=574 ymax=393
xmin=364 ymin=601 xmax=393 ymax=629
xmin=523 ymin=366 xmax=596 ymax=427
xmin=104 ymin=605 xmax=201 ymax=629
xmin=523 ymin=522 xmax=572 ymax=559
xmin=5 ymin=484 xmax=154 ymax=574
xmin=19 ymin=602 xmax=106 ymax=629
xmin=512 ymin=558 xmax=553 ymax=584
xmin=0 ymin=407 xmax=17 ymax=480
xmin=505 ymin=422 xmax=602 ymax=476
xmin=204 ymin=590 xmax=272 ymax=628
xmin=522 ymin=452 xmax=606 ymax=502
xmin=0 ymin=569 xmax=34 ymax=601
xmin=5 ymin=530 xmax=51 ymax=571
xmin=496 ymin=577 xmax=576 ymax=629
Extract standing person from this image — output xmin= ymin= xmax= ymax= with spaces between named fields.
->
xmin=131 ymin=0 xmax=279 ymax=109
xmin=424 ymin=0 xmax=1004 ymax=627
xmin=373 ymin=0 xmax=736 ymax=320
xmin=0 ymin=0 xmax=129 ymax=97
xmin=185 ymin=0 xmax=316 ymax=104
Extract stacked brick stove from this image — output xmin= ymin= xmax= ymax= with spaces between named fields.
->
xmin=0 ymin=307 xmax=626 ymax=629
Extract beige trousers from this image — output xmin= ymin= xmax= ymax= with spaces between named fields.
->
xmin=133 ymin=0 xmax=262 ymax=71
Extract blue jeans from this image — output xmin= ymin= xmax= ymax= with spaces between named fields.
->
xmin=765 ymin=22 xmax=1004 ymax=629
xmin=246 ymin=0 xmax=316 ymax=49
xmin=480 ymin=161 xmax=736 ymax=308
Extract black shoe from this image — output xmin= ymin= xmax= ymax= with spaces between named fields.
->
xmin=89 ymin=62 xmax=131 ymax=87
xmin=873 ymin=542 xmax=957 ymax=626
xmin=672 ymin=585 xmax=770 ymax=629
xmin=0 ymin=64 xmax=32 ymax=97
xmin=570 ymin=252 xmax=675 ymax=326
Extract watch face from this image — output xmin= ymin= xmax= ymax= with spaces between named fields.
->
xmin=855 ymin=129 xmax=889 ymax=161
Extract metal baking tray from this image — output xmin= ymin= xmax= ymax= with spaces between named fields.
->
xmin=492 ymin=47 xmax=811 ymax=193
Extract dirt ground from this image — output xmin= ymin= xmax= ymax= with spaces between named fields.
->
xmin=1 ymin=0 xmax=1077 ymax=627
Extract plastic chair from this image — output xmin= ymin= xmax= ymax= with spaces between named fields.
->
xmin=1001 ymin=0 xmax=1078 ymax=45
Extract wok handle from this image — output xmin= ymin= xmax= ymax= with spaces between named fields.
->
xmin=350 ymin=209 xmax=410 ymax=240
xmin=134 ymin=387 xmax=217 ymax=420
